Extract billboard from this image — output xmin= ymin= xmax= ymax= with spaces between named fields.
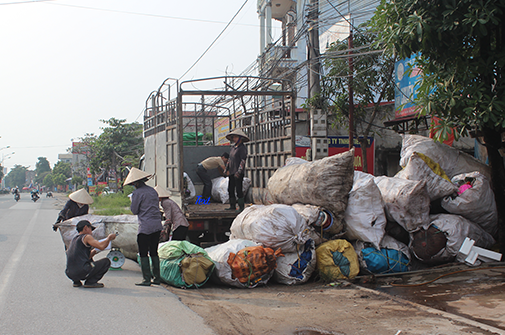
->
xmin=395 ymin=54 xmax=422 ymax=119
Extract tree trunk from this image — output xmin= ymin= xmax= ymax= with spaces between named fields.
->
xmin=483 ymin=127 xmax=505 ymax=253
xmin=359 ymin=137 xmax=369 ymax=174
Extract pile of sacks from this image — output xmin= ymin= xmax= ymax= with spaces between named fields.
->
xmin=150 ymin=134 xmax=498 ymax=289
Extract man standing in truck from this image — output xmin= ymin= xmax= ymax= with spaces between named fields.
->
xmin=196 ymin=152 xmax=229 ymax=200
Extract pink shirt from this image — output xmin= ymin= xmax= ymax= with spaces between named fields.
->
xmin=160 ymin=198 xmax=189 ymax=231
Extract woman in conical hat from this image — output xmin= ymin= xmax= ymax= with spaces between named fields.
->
xmin=54 ymin=189 xmax=93 ymax=230
xmin=154 ymin=186 xmax=189 ymax=242
xmin=124 ymin=167 xmax=163 ymax=287
xmin=224 ymin=128 xmax=249 ymax=212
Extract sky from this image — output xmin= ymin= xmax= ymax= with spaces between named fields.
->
xmin=0 ymin=0 xmax=280 ymax=173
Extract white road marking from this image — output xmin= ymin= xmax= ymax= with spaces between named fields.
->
xmin=0 ymin=209 xmax=38 ymax=314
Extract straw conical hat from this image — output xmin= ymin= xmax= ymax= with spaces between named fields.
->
xmin=226 ymin=128 xmax=250 ymax=142
xmin=69 ymin=188 xmax=94 ymax=205
xmin=124 ymin=167 xmax=151 ymax=186
xmin=154 ymin=185 xmax=171 ymax=198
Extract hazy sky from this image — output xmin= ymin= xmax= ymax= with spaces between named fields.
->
xmin=0 ymin=0 xmax=276 ymax=172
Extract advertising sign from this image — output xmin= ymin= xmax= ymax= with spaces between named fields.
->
xmin=395 ymin=54 xmax=422 ymax=119
xmin=214 ymin=117 xmax=231 ymax=146
xmin=295 ymin=136 xmax=375 ymax=174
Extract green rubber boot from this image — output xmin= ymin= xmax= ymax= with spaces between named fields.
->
xmin=135 ymin=257 xmax=152 ymax=286
xmin=151 ymin=256 xmax=161 ymax=285
xmin=237 ymin=198 xmax=245 ymax=213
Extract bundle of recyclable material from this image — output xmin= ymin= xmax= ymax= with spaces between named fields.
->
xmin=374 ymin=176 xmax=431 ymax=233
xmin=410 ymin=214 xmax=495 ymax=264
xmin=205 ymin=239 xmax=279 ymax=288
xmin=399 ymin=134 xmax=491 ymax=180
xmin=273 ymin=239 xmax=317 ymax=285
xmin=395 ymin=152 xmax=458 ymax=201
xmin=354 ymin=235 xmax=411 ymax=274
xmin=148 ymin=240 xmax=214 ymax=288
xmin=230 ymin=204 xmax=312 ymax=253
xmin=55 ymin=214 xmax=139 ymax=260
xmin=441 ymin=172 xmax=498 ymax=237
xmin=211 ymin=176 xmax=252 ymax=204
xmin=284 ymin=157 xmax=310 ymax=167
xmin=291 ymin=203 xmax=331 ymax=245
xmin=344 ymin=171 xmax=386 ymax=250
xmin=267 ymin=149 xmax=355 ymax=236
xmin=316 ymin=239 xmax=360 ymax=281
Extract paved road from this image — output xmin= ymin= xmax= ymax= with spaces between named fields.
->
xmin=0 ymin=193 xmax=214 ymax=335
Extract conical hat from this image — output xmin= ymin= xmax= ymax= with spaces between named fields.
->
xmin=69 ymin=188 xmax=94 ymax=205
xmin=226 ymin=128 xmax=250 ymax=142
xmin=154 ymin=185 xmax=171 ymax=198
xmin=124 ymin=167 xmax=151 ymax=186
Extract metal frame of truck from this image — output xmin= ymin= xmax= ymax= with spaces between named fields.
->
xmin=143 ymin=76 xmax=296 ymax=246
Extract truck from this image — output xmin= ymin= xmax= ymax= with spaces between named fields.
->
xmin=142 ymin=76 xmax=297 ymax=246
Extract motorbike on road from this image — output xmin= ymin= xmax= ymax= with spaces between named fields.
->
xmin=31 ymin=192 xmax=40 ymax=202
xmin=14 ymin=193 xmax=20 ymax=202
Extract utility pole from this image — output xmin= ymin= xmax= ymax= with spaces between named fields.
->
xmin=308 ymin=0 xmax=328 ymax=160
xmin=348 ymin=26 xmax=354 ymax=149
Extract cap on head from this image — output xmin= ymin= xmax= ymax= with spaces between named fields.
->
xmin=123 ymin=167 xmax=152 ymax=186
xmin=76 ymin=220 xmax=95 ymax=232
xmin=225 ymin=128 xmax=250 ymax=143
xmin=69 ymin=189 xmax=94 ymax=205
xmin=154 ymin=185 xmax=171 ymax=198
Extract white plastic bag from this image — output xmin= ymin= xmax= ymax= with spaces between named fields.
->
xmin=211 ymin=176 xmax=252 ymax=204
xmin=229 ymin=204 xmax=311 ymax=253
xmin=273 ymin=239 xmax=317 ymax=285
xmin=441 ymin=172 xmax=498 ymax=237
xmin=374 ymin=176 xmax=430 ymax=232
xmin=344 ymin=171 xmax=386 ymax=250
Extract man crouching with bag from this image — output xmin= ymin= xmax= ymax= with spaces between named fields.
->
xmin=65 ymin=220 xmax=116 ymax=288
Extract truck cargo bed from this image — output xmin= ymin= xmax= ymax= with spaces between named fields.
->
xmin=185 ymin=203 xmax=239 ymax=220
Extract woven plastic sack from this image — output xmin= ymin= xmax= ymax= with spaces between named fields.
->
xmin=211 ymin=176 xmax=252 ymax=204
xmin=354 ymin=235 xmax=410 ymax=274
xmin=344 ymin=171 xmax=386 ymax=250
xmin=316 ymin=239 xmax=360 ymax=281
xmin=55 ymin=214 xmax=138 ymax=260
xmin=410 ymin=214 xmax=496 ymax=264
xmin=267 ymin=149 xmax=355 ymax=235
xmin=180 ymin=253 xmax=215 ymax=286
xmin=155 ymin=240 xmax=214 ymax=288
xmin=205 ymin=239 xmax=261 ymax=288
xmin=441 ymin=172 xmax=498 ymax=237
xmin=399 ymin=134 xmax=491 ymax=180
xmin=230 ymin=204 xmax=311 ymax=253
xmin=273 ymin=239 xmax=317 ymax=285
xmin=396 ymin=152 xmax=458 ymax=201
xmin=374 ymin=176 xmax=431 ymax=233
xmin=227 ymin=246 xmax=284 ymax=286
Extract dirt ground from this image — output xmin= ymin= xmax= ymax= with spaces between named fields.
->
xmin=165 ymin=279 xmax=501 ymax=335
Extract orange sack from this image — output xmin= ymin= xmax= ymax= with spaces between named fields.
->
xmin=227 ymin=246 xmax=284 ymax=285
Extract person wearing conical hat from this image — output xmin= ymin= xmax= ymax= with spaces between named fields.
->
xmin=154 ymin=186 xmax=189 ymax=242
xmin=224 ymin=128 xmax=249 ymax=212
xmin=124 ymin=167 xmax=163 ymax=286
xmin=53 ymin=188 xmax=94 ymax=231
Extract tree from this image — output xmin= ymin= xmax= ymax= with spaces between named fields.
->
xmin=370 ymin=0 xmax=505 ymax=250
xmin=80 ymin=118 xmax=143 ymax=185
xmin=5 ymin=165 xmax=27 ymax=189
xmin=307 ymin=24 xmax=396 ymax=173
xmin=53 ymin=161 xmax=72 ymax=179
xmin=52 ymin=173 xmax=67 ymax=188
xmin=35 ymin=157 xmax=51 ymax=177
xmin=0 ymin=166 xmax=4 ymax=183
xmin=43 ymin=173 xmax=54 ymax=189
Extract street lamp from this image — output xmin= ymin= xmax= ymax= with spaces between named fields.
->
xmin=0 ymin=145 xmax=10 ymax=151
xmin=1 ymin=151 xmax=14 ymax=165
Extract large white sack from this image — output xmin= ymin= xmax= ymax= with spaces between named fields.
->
xmin=344 ymin=171 xmax=386 ymax=250
xmin=399 ymin=134 xmax=491 ymax=180
xmin=396 ymin=152 xmax=458 ymax=201
xmin=410 ymin=214 xmax=495 ymax=264
xmin=184 ymin=172 xmax=196 ymax=200
xmin=55 ymin=214 xmax=139 ymax=260
xmin=229 ymin=204 xmax=311 ymax=253
xmin=290 ymin=204 xmax=332 ymax=246
xmin=441 ymin=172 xmax=498 ymax=237
xmin=374 ymin=176 xmax=430 ymax=232
xmin=273 ymin=239 xmax=317 ymax=285
xmin=267 ymin=149 xmax=355 ymax=235
xmin=211 ymin=176 xmax=252 ymax=204
xmin=205 ymin=239 xmax=261 ymax=288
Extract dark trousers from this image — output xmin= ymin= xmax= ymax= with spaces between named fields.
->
xmin=70 ymin=258 xmax=111 ymax=285
xmin=137 ymin=231 xmax=161 ymax=258
xmin=196 ymin=164 xmax=212 ymax=198
xmin=172 ymin=226 xmax=188 ymax=241
xmin=228 ymin=175 xmax=244 ymax=203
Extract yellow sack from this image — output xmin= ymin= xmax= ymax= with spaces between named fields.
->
xmin=180 ymin=253 xmax=214 ymax=286
xmin=316 ymin=239 xmax=359 ymax=281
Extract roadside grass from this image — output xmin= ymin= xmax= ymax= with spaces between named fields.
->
xmin=91 ymin=186 xmax=134 ymax=215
